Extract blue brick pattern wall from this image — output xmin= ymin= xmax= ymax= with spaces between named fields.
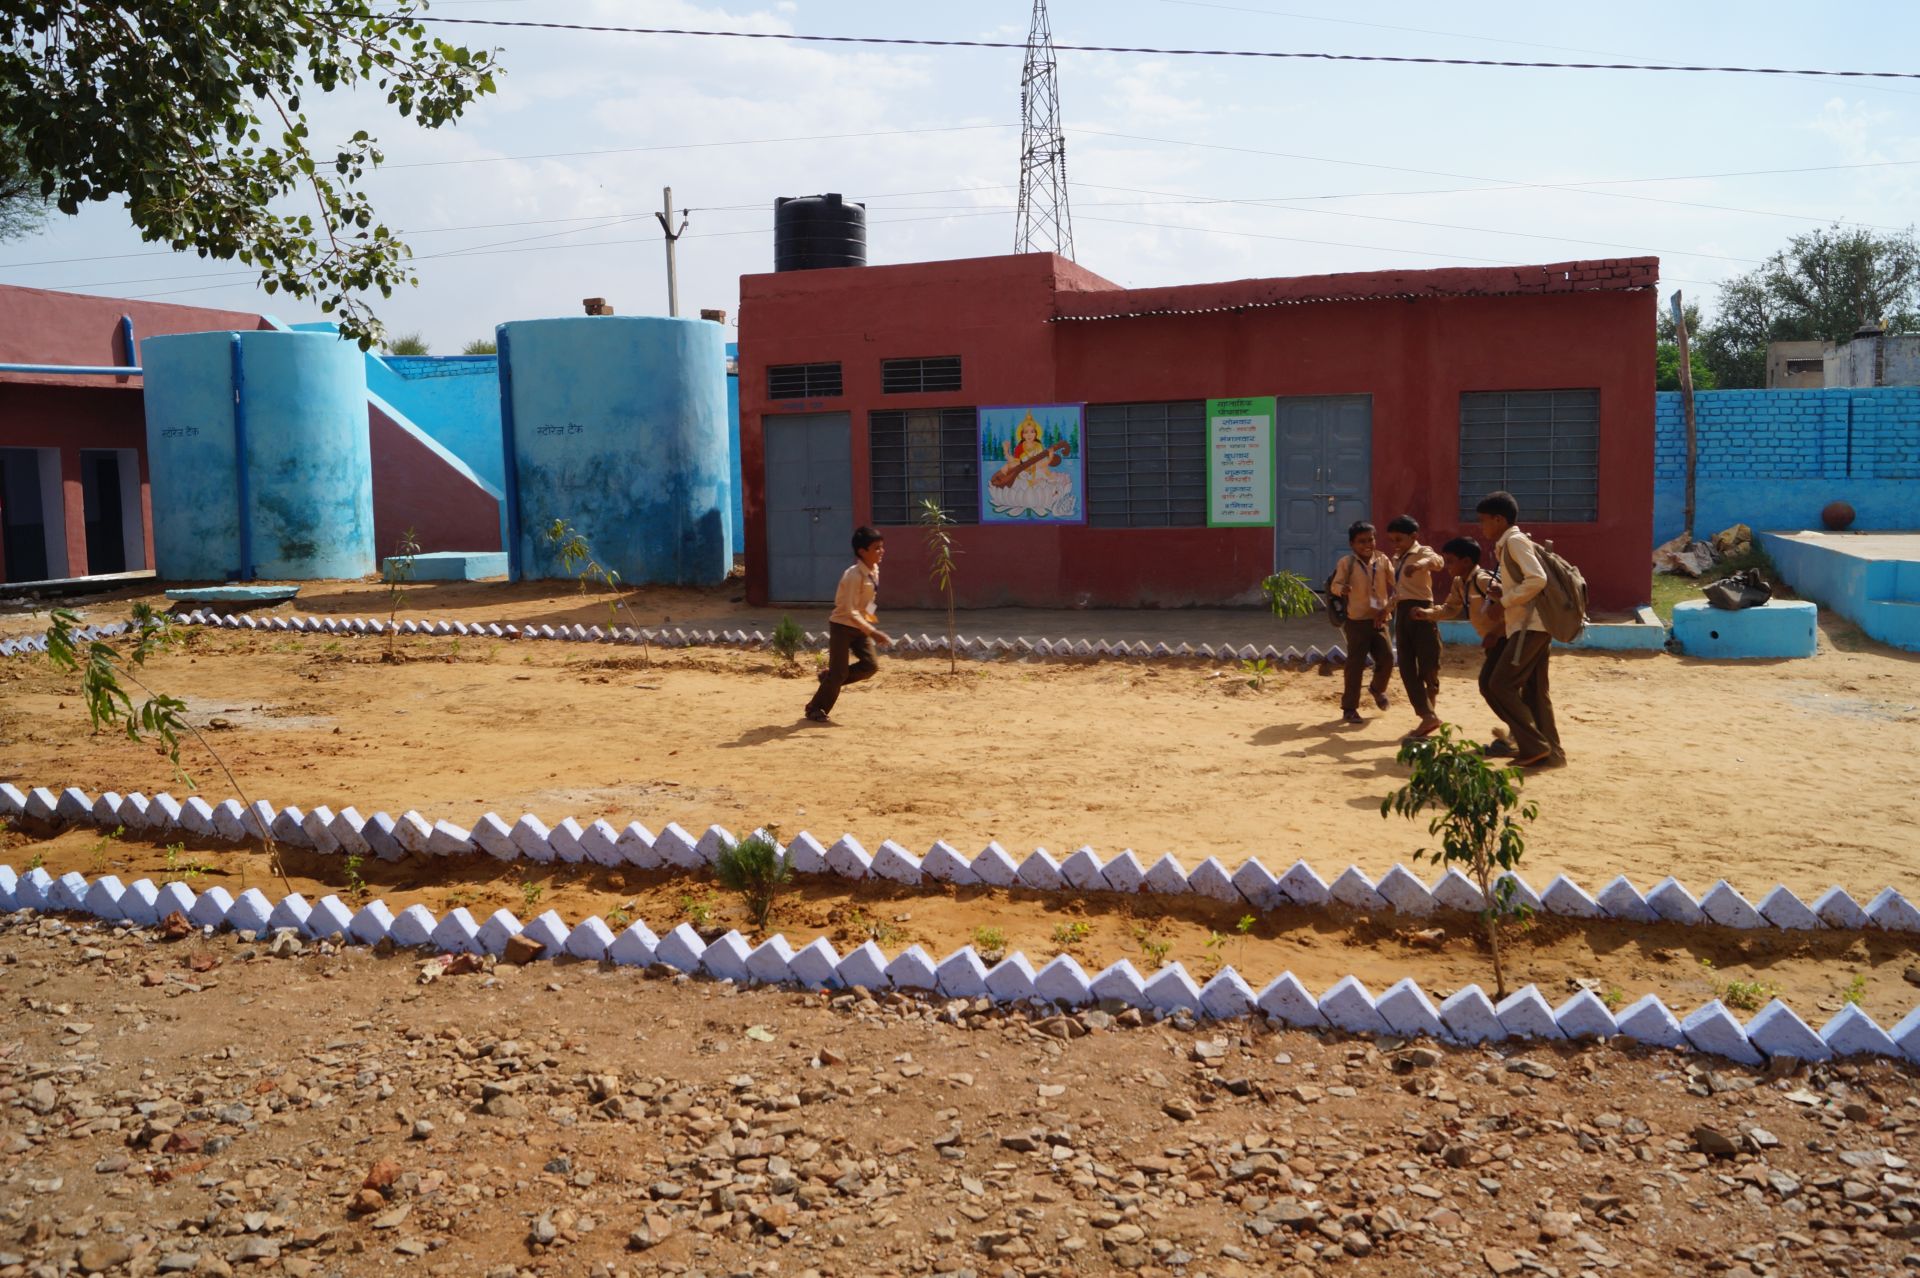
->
xmin=1654 ymin=387 xmax=1920 ymax=540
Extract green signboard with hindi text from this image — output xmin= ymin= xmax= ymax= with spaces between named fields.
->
xmin=1206 ymin=397 xmax=1274 ymax=527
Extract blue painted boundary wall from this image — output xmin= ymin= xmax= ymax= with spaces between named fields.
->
xmin=1655 ymin=388 xmax=1920 ymax=542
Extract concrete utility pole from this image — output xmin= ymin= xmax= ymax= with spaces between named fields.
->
xmin=655 ymin=187 xmax=689 ymax=317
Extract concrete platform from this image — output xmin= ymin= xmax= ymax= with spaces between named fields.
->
xmin=1438 ymin=618 xmax=1667 ymax=652
xmin=2 ymin=569 xmax=157 ymax=598
xmin=1671 ymin=599 xmax=1817 ymax=659
xmin=385 ymin=551 xmax=508 ymax=582
xmin=1761 ymin=531 xmax=1920 ymax=653
xmin=164 ymin=585 xmax=300 ymax=608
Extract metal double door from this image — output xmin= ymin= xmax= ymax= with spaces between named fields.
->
xmin=1274 ymin=395 xmax=1373 ymax=581
xmin=763 ymin=412 xmax=854 ymax=602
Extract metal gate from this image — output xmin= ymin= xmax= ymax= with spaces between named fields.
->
xmin=1274 ymin=395 xmax=1372 ymax=580
xmin=763 ymin=412 xmax=854 ymax=602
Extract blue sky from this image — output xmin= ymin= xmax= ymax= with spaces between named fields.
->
xmin=5 ymin=0 xmax=1919 ymax=351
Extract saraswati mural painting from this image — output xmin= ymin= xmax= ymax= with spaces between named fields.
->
xmin=978 ymin=403 xmax=1085 ymax=524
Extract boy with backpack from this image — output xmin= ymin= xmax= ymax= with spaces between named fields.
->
xmin=1475 ymin=491 xmax=1566 ymax=769
xmin=1415 ymin=536 xmax=1507 ymax=747
xmin=1384 ymin=514 xmax=1444 ymax=739
xmin=1329 ymin=520 xmax=1394 ymax=726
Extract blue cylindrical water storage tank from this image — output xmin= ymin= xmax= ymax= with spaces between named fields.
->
xmin=143 ymin=331 xmax=374 ymax=580
xmin=496 ymin=316 xmax=731 ymax=585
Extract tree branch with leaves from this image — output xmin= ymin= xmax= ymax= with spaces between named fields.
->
xmin=45 ymin=605 xmax=290 ymax=893
xmin=0 ymin=2 xmax=501 ymax=349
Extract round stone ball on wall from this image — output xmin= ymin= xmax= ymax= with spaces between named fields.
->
xmin=1821 ymin=500 xmax=1857 ymax=531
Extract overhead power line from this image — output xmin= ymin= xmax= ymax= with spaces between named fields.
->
xmin=405 ymin=16 xmax=1920 ymax=80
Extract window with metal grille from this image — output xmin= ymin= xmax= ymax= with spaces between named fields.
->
xmin=880 ymin=356 xmax=963 ymax=394
xmin=1457 ymin=389 xmax=1600 ymax=523
xmin=767 ymin=362 xmax=842 ymax=400
xmin=1084 ymin=401 xmax=1207 ymax=527
xmin=869 ymin=407 xmax=979 ymax=526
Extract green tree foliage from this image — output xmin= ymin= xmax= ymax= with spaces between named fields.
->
xmin=0 ymin=128 xmax=46 ymax=240
xmin=1655 ymin=343 xmax=1716 ymax=392
xmin=0 ymin=3 xmax=501 ymax=348
xmin=385 ymin=331 xmax=430 ymax=355
xmin=1698 ymin=225 xmax=1920 ymax=388
xmin=461 ymin=338 xmax=497 ymax=355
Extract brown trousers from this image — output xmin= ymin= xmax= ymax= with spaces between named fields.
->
xmin=1394 ymin=600 xmax=1440 ymax=719
xmin=806 ymin=622 xmax=878 ymax=716
xmin=1341 ymin=617 xmax=1393 ymax=714
xmin=1485 ymin=629 xmax=1562 ymax=760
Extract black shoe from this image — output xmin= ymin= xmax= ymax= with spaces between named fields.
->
xmin=1341 ymin=711 xmax=1365 ymax=725
xmin=1483 ymin=739 xmax=1515 ymax=758
xmin=1371 ymin=691 xmax=1389 ymax=710
xmin=805 ymin=707 xmax=831 ymax=723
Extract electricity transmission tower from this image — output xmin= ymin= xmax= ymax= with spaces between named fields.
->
xmin=1014 ymin=0 xmax=1073 ymax=259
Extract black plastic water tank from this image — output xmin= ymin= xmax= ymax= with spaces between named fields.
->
xmin=773 ymin=194 xmax=867 ymax=272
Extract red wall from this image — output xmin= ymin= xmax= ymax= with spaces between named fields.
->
xmin=0 ymin=383 xmax=154 ymax=580
xmin=369 ymin=404 xmax=502 ymax=558
xmin=1 ymin=285 xmax=268 ymax=580
xmin=739 ymin=255 xmax=1656 ymax=612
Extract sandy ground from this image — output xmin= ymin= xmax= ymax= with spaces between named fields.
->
xmin=3 ymin=913 xmax=1920 ymax=1278
xmin=3 ymin=602 xmax=1917 ymax=905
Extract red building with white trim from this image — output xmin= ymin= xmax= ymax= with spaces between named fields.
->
xmin=738 ymin=252 xmax=1656 ymax=612
xmin=0 ymin=285 xmax=272 ymax=583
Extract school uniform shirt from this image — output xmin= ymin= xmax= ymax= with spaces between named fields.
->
xmin=1423 ymin=568 xmax=1504 ymax=640
xmin=1333 ymin=552 xmax=1393 ymax=621
xmin=1494 ymin=527 xmax=1549 ymax=636
xmin=828 ymin=561 xmax=879 ymax=629
xmin=1393 ymin=542 xmax=1445 ymax=604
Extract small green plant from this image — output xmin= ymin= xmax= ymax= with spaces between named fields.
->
xmin=162 ymin=843 xmax=207 ymax=882
xmin=1133 ymin=924 xmax=1171 ymax=970
xmin=1261 ymin=570 xmax=1319 ymax=620
xmin=1601 ymin=986 xmax=1626 ymax=1012
xmin=1381 ymin=724 xmax=1538 ymax=1000
xmin=520 ymin=879 xmax=545 ymax=912
xmin=545 ymin=518 xmax=651 ymax=668
xmin=606 ymin=905 xmax=632 ymax=929
xmin=920 ymin=499 xmax=959 ymax=675
xmin=87 ymin=824 xmax=125 ymax=873
xmin=1844 ymin=973 xmax=1868 ymax=1006
xmin=1200 ymin=929 xmax=1228 ymax=976
xmin=771 ymin=615 xmax=805 ymax=666
xmin=444 ymin=888 xmax=478 ymax=909
xmin=1719 ymin=977 xmax=1777 ymax=1012
xmin=678 ymin=892 xmax=715 ymax=929
xmin=447 ymin=637 xmax=462 ymax=662
xmin=46 ymin=605 xmax=287 ymax=892
xmin=845 ymin=906 xmax=903 ymax=946
xmin=322 ymin=639 xmax=343 ymax=656
xmin=971 ymin=925 xmax=1007 ymax=958
xmin=26 ymin=850 xmax=45 ymax=871
xmin=1052 ymin=920 xmax=1090 ymax=950
xmin=343 ymin=852 xmax=367 ymax=899
xmin=1239 ymin=657 xmax=1273 ymax=691
xmin=715 ymin=834 xmax=792 ymax=931
xmin=383 ymin=526 xmax=420 ymax=661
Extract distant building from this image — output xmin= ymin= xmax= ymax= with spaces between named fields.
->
xmin=1766 ymin=327 xmax=1920 ymax=389
xmin=1766 ymin=340 xmax=1827 ymax=389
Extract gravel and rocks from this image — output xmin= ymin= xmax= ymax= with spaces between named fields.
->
xmin=2 ymin=910 xmax=1918 ymax=1276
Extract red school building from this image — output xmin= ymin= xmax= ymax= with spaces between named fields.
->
xmin=737 ymin=252 xmax=1656 ymax=613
